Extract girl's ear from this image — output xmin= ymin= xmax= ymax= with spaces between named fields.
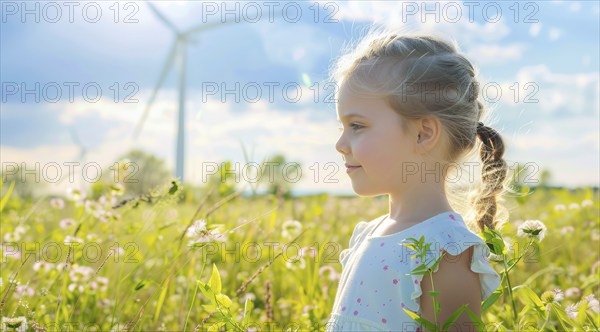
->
xmin=414 ymin=116 xmax=442 ymax=154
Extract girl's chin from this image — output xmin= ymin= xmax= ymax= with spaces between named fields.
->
xmin=350 ymin=183 xmax=383 ymax=197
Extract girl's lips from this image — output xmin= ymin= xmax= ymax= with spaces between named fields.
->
xmin=346 ymin=166 xmax=362 ymax=173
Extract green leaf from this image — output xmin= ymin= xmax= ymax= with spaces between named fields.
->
xmin=154 ymin=276 xmax=170 ymax=321
xmin=430 ymin=254 xmax=445 ymax=272
xmin=576 ymin=300 xmax=588 ymax=326
xmin=411 ymin=264 xmax=430 ymax=275
xmin=482 ymin=288 xmax=502 ymax=312
xmin=402 ymin=308 xmax=438 ymax=332
xmin=242 ymin=297 xmax=254 ymax=325
xmin=550 ymin=303 xmax=583 ymax=330
xmin=216 ymin=294 xmax=232 ymax=308
xmin=209 ymin=263 xmax=222 ymax=295
xmin=197 ymin=280 xmax=216 ymax=304
xmin=207 ymin=322 xmax=225 ymax=332
xmin=202 ymin=304 xmax=218 ymax=312
xmin=464 ymin=305 xmax=485 ymax=332
xmin=429 ymin=291 xmax=440 ymax=298
xmin=516 ymin=286 xmax=547 ymax=316
xmin=442 ymin=304 xmax=467 ymax=331
xmin=0 ymin=180 xmax=15 ymax=213
xmin=134 ymin=280 xmax=145 ymax=291
xmin=168 ymin=181 xmax=178 ymax=195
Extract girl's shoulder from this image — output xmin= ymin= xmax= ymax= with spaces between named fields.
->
xmin=348 ymin=214 xmax=387 ymax=247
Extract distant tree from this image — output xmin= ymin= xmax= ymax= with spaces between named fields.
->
xmin=259 ymin=154 xmax=301 ymax=198
xmin=509 ymin=162 xmax=552 ymax=190
xmin=1 ymin=163 xmax=46 ymax=200
xmin=94 ymin=149 xmax=173 ymax=199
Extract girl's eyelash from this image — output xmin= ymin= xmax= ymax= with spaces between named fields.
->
xmin=349 ymin=123 xmax=364 ymax=130
xmin=338 ymin=123 xmax=364 ymax=132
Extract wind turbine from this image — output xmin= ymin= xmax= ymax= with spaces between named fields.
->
xmin=132 ymin=3 xmax=242 ymax=183
xmin=69 ymin=126 xmax=88 ymax=162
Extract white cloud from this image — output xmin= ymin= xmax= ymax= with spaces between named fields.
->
xmin=312 ymin=1 xmax=511 ymax=45
xmin=548 ymin=28 xmax=562 ymax=41
xmin=529 ymin=23 xmax=542 ymax=37
xmin=466 ymin=43 xmax=525 ymax=65
xmin=568 ymin=2 xmax=582 ymax=12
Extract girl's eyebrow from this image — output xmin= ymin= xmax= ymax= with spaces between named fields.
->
xmin=337 ymin=113 xmax=368 ymax=122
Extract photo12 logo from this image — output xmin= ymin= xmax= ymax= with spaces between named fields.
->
xmin=1 ymin=1 xmax=140 ymax=23
xmin=401 ymin=1 xmax=539 ymax=24
xmin=2 ymin=82 xmax=139 ymax=103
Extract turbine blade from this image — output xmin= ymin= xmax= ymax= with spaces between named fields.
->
xmin=146 ymin=2 xmax=179 ymax=34
xmin=185 ymin=9 xmax=284 ymax=35
xmin=132 ymin=40 xmax=178 ymax=140
xmin=69 ymin=126 xmax=82 ymax=146
xmin=185 ymin=20 xmax=235 ymax=35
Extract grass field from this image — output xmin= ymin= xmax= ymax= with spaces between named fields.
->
xmin=0 ymin=180 xmax=598 ymax=331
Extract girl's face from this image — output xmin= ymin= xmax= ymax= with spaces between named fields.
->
xmin=335 ymin=85 xmax=419 ymax=196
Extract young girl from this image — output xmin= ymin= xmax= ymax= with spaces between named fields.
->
xmin=326 ymin=30 xmax=509 ymax=332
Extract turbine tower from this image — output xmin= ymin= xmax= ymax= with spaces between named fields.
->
xmin=132 ymin=3 xmax=239 ymax=183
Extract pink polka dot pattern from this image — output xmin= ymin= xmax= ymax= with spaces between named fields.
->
xmin=327 ymin=212 xmax=502 ymax=331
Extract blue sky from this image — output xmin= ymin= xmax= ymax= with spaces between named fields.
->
xmin=1 ymin=0 xmax=599 ymax=194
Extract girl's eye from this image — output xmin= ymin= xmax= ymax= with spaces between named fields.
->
xmin=350 ymin=123 xmax=364 ymax=131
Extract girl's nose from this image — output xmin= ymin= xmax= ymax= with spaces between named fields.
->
xmin=335 ymin=134 xmax=349 ymax=155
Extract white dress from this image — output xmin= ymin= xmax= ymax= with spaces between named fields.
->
xmin=326 ymin=211 xmax=501 ymax=332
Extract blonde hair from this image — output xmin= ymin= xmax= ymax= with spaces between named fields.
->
xmin=330 ymin=27 xmax=511 ymax=233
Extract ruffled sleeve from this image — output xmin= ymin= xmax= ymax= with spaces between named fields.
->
xmin=408 ymin=224 xmax=502 ymax=313
xmin=339 ymin=221 xmax=370 ymax=267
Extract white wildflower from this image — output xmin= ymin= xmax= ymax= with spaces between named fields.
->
xmin=68 ymin=283 xmax=85 ymax=293
xmin=282 ymin=219 xmax=302 ymax=240
xmin=568 ymin=203 xmax=580 ymax=210
xmin=300 ymin=246 xmax=317 ymax=259
xmin=517 ymin=220 xmax=547 ymax=242
xmin=565 ymin=287 xmax=581 ymax=299
xmin=593 ymin=229 xmax=600 ymax=241
xmin=285 ymin=255 xmax=306 ymax=270
xmin=66 ymin=187 xmax=86 ymax=201
xmin=63 ymin=235 xmax=84 ymax=246
xmin=50 ymin=198 xmax=65 ymax=209
xmin=186 ymin=219 xmax=207 ymax=238
xmin=209 ymin=229 xmax=227 ymax=242
xmin=59 ymin=218 xmax=76 ymax=229
xmin=69 ymin=265 xmax=94 ymax=282
xmin=581 ymin=199 xmax=594 ymax=208
xmin=32 ymin=261 xmax=54 ymax=272
xmin=554 ymin=288 xmax=564 ymax=302
xmin=15 ymin=285 xmax=34 ymax=297
xmin=240 ymin=292 xmax=256 ymax=303
xmin=14 ymin=226 xmax=26 ymax=235
xmin=585 ymin=294 xmax=600 ymax=313
xmin=554 ymin=204 xmax=566 ymax=212
xmin=565 ymin=303 xmax=579 ymax=319
xmin=318 ymin=265 xmax=340 ymax=281
xmin=560 ymin=226 xmax=575 ymax=234
xmin=3 ymin=232 xmax=20 ymax=242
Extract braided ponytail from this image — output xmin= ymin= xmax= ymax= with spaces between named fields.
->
xmin=473 ymin=112 xmax=508 ymax=232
